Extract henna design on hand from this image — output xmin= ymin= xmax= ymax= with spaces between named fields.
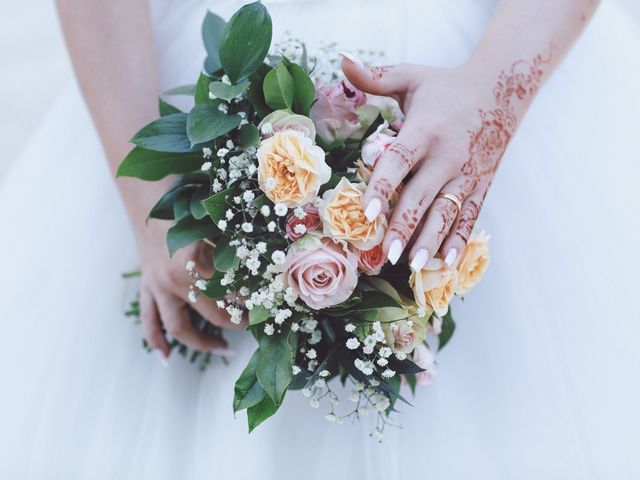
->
xmin=455 ymin=199 xmax=482 ymax=243
xmin=389 ymin=207 xmax=421 ymax=244
xmin=432 ymin=199 xmax=459 ymax=246
xmin=370 ymin=66 xmax=391 ymax=81
xmin=372 ymin=178 xmax=394 ymax=203
xmin=387 ymin=142 xmax=417 ymax=175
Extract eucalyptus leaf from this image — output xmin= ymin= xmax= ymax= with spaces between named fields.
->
xmin=131 ymin=113 xmax=196 ymax=153
xmin=213 ymin=235 xmax=239 ymax=272
xmin=166 ymin=216 xmax=218 ymax=256
xmin=233 ymin=350 xmax=267 ymax=413
xmin=186 ymin=104 xmax=242 ymax=146
xmin=438 ymin=309 xmax=456 ymax=351
xmin=209 ymin=80 xmax=250 ymax=102
xmin=219 ymin=2 xmax=273 ymax=83
xmin=247 ymin=394 xmax=279 ymax=433
xmin=202 ymin=11 xmax=227 ymax=74
xmin=248 ymin=305 xmax=270 ymax=325
xmin=256 ymin=331 xmax=293 ymax=405
xmin=117 ymin=147 xmax=203 ymax=181
xmin=238 ymin=124 xmax=260 ymax=148
xmin=263 ymin=62 xmax=294 ymax=110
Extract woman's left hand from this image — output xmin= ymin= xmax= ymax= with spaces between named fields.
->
xmin=342 ymin=52 xmax=543 ymax=270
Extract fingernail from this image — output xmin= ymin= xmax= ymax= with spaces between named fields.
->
xmin=445 ymin=248 xmax=458 ymax=267
xmin=364 ymin=198 xmax=381 ymax=222
xmin=211 ymin=348 xmax=235 ymax=357
xmin=154 ymin=349 xmax=169 ymax=368
xmin=387 ymin=239 xmax=403 ymax=265
xmin=339 ymin=51 xmax=364 ymax=67
xmin=410 ymin=249 xmax=429 ymax=272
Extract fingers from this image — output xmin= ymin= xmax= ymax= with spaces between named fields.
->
xmin=191 ymin=296 xmax=247 ymax=330
xmin=408 ymin=179 xmax=472 ymax=271
xmin=440 ymin=192 xmax=485 ymax=267
xmin=363 ymin=120 xmax=428 ymax=223
xmin=382 ymin=160 xmax=450 ymax=264
xmin=140 ymin=286 xmax=170 ymax=365
xmin=155 ymin=294 xmax=228 ymax=352
xmin=340 ymin=54 xmax=415 ymax=97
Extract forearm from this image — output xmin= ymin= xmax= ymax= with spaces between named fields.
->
xmin=466 ymin=0 xmax=600 ymax=116
xmin=56 ymin=0 xmax=169 ymax=239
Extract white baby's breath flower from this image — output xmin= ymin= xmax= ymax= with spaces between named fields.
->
xmin=195 ymin=279 xmax=207 ymax=291
xmin=381 ymin=368 xmax=396 ymax=378
xmin=346 ymin=338 xmax=360 ymax=350
xmin=217 ymin=148 xmax=229 ymax=158
xmin=292 ymin=365 xmax=301 ymax=375
xmin=221 ymin=74 xmax=231 ymax=84
xmin=216 ymin=300 xmax=225 ymax=309
xmin=395 ymin=351 xmax=407 ymax=361
xmin=260 ymin=205 xmax=271 ymax=217
xmin=302 ymin=387 xmax=312 ymax=398
xmin=309 ymin=397 xmax=320 ymax=408
xmin=274 ymin=203 xmax=288 ymax=216
xmin=241 ymin=223 xmax=253 ymax=233
xmin=186 ymin=260 xmax=196 ymax=272
xmin=225 ymin=209 xmax=234 ymax=220
xmin=376 ymin=358 xmax=388 ymax=367
xmin=344 ymin=323 xmax=356 ymax=333
xmin=202 ymin=147 xmax=212 ymax=158
xmin=242 ymin=191 xmax=255 ymax=203
xmin=271 ymin=250 xmax=286 ymax=265
xmin=349 ymin=390 xmax=360 ymax=403
xmin=306 ymin=348 xmax=317 ymax=359
xmin=226 ymin=140 xmax=234 ymax=149
xmin=293 ymin=224 xmax=307 ymax=235
xmin=293 ymin=207 xmax=306 ymax=219
xmin=264 ymin=323 xmax=275 ymax=336
xmin=325 ymin=413 xmax=336 ymax=422
xmin=256 ymin=242 xmax=267 ymax=254
xmin=319 ymin=369 xmax=330 ymax=378
xmin=188 ymin=290 xmax=197 ymax=304
xmin=217 ymin=220 xmax=227 ymax=230
xmin=290 ymin=322 xmax=300 ymax=332
xmin=218 ymin=103 xmax=229 ymax=114
xmin=267 ymin=221 xmax=277 ymax=232
xmin=201 ymin=161 xmax=212 ymax=171
xmin=260 ymin=122 xmax=273 ymax=135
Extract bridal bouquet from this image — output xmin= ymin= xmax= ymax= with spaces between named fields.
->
xmin=118 ymin=2 xmax=489 ymax=439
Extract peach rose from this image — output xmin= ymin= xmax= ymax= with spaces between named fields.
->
xmin=257 ymin=130 xmax=331 ymax=207
xmin=280 ymin=237 xmax=358 ymax=310
xmin=319 ymin=177 xmax=387 ymax=250
xmin=356 ymin=244 xmax=385 ymax=275
xmin=285 ymin=204 xmax=322 ymax=241
xmin=455 ymin=231 xmax=490 ymax=296
xmin=410 ymin=258 xmax=456 ymax=317
xmin=412 ymin=343 xmax=438 ymax=386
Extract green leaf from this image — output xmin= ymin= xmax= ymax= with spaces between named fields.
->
xmin=234 ymin=350 xmax=267 ymax=413
xmin=247 ymin=394 xmax=279 ymax=433
xmin=194 ymin=72 xmax=213 ymax=105
xmin=131 ymin=113 xmax=196 ymax=153
xmin=186 ymin=104 xmax=242 ymax=146
xmin=438 ymin=309 xmax=456 ymax=351
xmin=283 ymin=59 xmax=315 ymax=115
xmin=164 ymin=85 xmax=195 ymax=96
xmin=117 ymin=147 xmax=203 ymax=181
xmin=149 ymin=181 xmax=205 ymax=220
xmin=158 ymin=97 xmax=181 ymax=116
xmin=166 ymin=216 xmax=218 ymax=256
xmin=213 ymin=235 xmax=239 ymax=272
xmin=190 ymin=186 xmax=209 ymax=220
xmin=209 ymin=80 xmax=250 ymax=102
xmin=219 ymin=2 xmax=273 ymax=83
xmin=238 ymin=124 xmax=260 ymax=148
xmin=173 ymin=189 xmax=193 ymax=221
xmin=263 ymin=62 xmax=294 ymax=110
xmin=248 ymin=305 xmax=270 ymax=325
xmin=405 ymin=373 xmax=417 ymax=395
xmin=201 ymin=187 xmax=235 ymax=223
xmin=247 ymin=64 xmax=273 ymax=118
xmin=256 ymin=331 xmax=293 ymax=405
xmin=202 ymin=11 xmax=227 ymax=74
xmin=202 ymin=270 xmax=227 ymax=299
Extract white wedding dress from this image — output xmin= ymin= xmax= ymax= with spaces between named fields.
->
xmin=1 ymin=0 xmax=639 ymax=478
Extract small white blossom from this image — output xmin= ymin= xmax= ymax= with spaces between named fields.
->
xmin=274 ymin=203 xmax=288 ymax=216
xmin=260 ymin=205 xmax=271 ymax=217
xmin=201 ymin=161 xmax=212 ymax=171
xmin=306 ymin=349 xmax=317 ymax=359
xmin=225 ymin=209 xmax=234 ymax=220
xmin=325 ymin=413 xmax=336 ymax=422
xmin=290 ymin=322 xmax=300 ymax=332
xmin=349 ymin=390 xmax=360 ymax=402
xmin=376 ymin=358 xmax=388 ymax=367
xmin=256 ymin=242 xmax=267 ymax=254
xmin=302 ymin=388 xmax=312 ymax=398
xmin=218 ymin=103 xmax=229 ymax=114
xmin=221 ymin=74 xmax=231 ymax=85
xmin=217 ymin=148 xmax=229 ymax=158
xmin=309 ymin=397 xmax=320 ymax=408
xmin=267 ymin=221 xmax=277 ymax=232
xmin=292 ymin=365 xmax=301 ymax=375
xmin=233 ymin=196 xmax=242 ymax=205
xmin=216 ymin=300 xmax=225 ymax=308
xmin=241 ymin=223 xmax=253 ymax=233
xmin=381 ymin=368 xmax=396 ymax=378
xmin=264 ymin=323 xmax=275 ymax=336
xmin=344 ymin=323 xmax=356 ymax=333
xmin=188 ymin=290 xmax=197 ymax=304
xmin=261 ymin=122 xmax=273 ymax=135
xmin=246 ymin=257 xmax=261 ymax=272
xmin=217 ymin=219 xmax=227 ymax=230
xmin=346 ymin=338 xmax=360 ymax=350
xmin=242 ymin=191 xmax=255 ymax=204
xmin=293 ymin=224 xmax=307 ymax=235
xmin=226 ymin=139 xmax=235 ymax=149
xmin=271 ymin=250 xmax=286 ymax=265
xmin=395 ymin=351 xmax=407 ymax=361
xmin=195 ymin=279 xmax=207 ymax=291
xmin=319 ymin=370 xmax=330 ymax=378
xmin=186 ymin=260 xmax=196 ymax=272
xmin=202 ymin=147 xmax=212 ymax=158
xmin=293 ymin=207 xmax=306 ymax=219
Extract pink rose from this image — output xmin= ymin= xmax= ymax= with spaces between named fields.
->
xmin=361 ymin=122 xmax=397 ymax=167
xmin=281 ymin=238 xmax=358 ymax=310
xmin=356 ymin=244 xmax=385 ymax=275
xmin=412 ymin=343 xmax=438 ymax=386
xmin=393 ymin=320 xmax=418 ymax=354
xmin=310 ymin=81 xmax=365 ymax=146
xmin=285 ymin=204 xmax=322 ymax=241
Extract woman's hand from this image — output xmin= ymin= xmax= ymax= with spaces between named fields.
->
xmin=342 ymin=53 xmax=546 ymax=271
xmin=136 ymin=220 xmax=242 ymax=364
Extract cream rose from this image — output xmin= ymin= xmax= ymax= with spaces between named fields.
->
xmin=257 ymin=130 xmax=331 ymax=207
xmin=383 ymin=319 xmax=426 ymax=355
xmin=410 ymin=258 xmax=456 ymax=317
xmin=319 ymin=177 xmax=387 ymax=250
xmin=455 ymin=231 xmax=490 ymax=296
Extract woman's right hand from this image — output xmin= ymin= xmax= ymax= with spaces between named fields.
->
xmin=136 ymin=220 xmax=242 ymax=365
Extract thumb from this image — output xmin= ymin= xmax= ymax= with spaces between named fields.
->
xmin=340 ymin=52 xmax=413 ymax=97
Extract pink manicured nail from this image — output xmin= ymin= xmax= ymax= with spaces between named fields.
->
xmin=444 ymin=248 xmax=458 ymax=267
xmin=154 ymin=349 xmax=169 ymax=368
xmin=364 ymin=198 xmax=381 ymax=222
xmin=410 ymin=249 xmax=429 ymax=272
xmin=387 ymin=239 xmax=403 ymax=265
xmin=339 ymin=51 xmax=364 ymax=67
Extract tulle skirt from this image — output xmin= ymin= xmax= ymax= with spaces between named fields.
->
xmin=1 ymin=0 xmax=639 ymax=478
